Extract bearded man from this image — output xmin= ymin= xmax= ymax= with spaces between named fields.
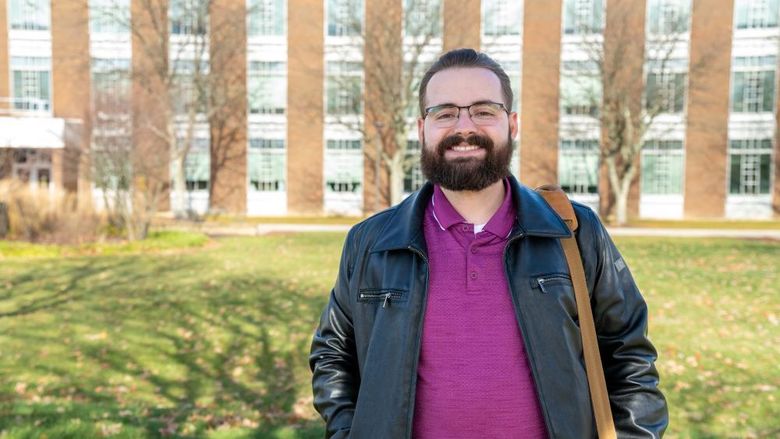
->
xmin=310 ymin=48 xmax=668 ymax=439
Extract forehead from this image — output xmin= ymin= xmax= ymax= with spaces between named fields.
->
xmin=424 ymin=67 xmax=503 ymax=107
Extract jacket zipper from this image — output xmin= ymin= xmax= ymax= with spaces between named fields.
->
xmin=503 ymin=232 xmax=557 ymax=438
xmin=405 ymin=245 xmax=429 ymax=439
xmin=536 ymin=275 xmax=570 ymax=294
xmin=359 ymin=291 xmax=403 ymax=308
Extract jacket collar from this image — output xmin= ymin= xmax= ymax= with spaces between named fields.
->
xmin=370 ymin=175 xmax=571 ymax=254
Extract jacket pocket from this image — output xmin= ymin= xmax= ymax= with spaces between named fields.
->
xmin=357 ymin=288 xmax=408 ymax=308
xmin=530 ymin=273 xmax=572 ymax=294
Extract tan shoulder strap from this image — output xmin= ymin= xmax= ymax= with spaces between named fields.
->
xmin=535 ymin=184 xmax=617 ymax=439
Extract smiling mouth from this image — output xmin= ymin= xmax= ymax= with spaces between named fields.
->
xmin=449 ymin=144 xmax=481 ymax=152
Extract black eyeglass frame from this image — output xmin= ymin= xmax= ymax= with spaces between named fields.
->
xmin=423 ymin=101 xmax=511 ymax=120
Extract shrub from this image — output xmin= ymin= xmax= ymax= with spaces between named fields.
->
xmin=0 ymin=180 xmax=105 ymax=244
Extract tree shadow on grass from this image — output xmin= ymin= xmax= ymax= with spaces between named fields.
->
xmin=0 ymin=265 xmax=329 ymax=438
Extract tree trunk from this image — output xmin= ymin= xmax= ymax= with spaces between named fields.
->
xmin=389 ymin=154 xmax=405 ymax=206
xmin=172 ymin=154 xmax=187 ymax=217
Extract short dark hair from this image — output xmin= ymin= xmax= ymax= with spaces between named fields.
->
xmin=418 ymin=48 xmax=513 ymax=117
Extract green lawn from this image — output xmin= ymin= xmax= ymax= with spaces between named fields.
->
xmin=0 ymin=233 xmax=778 ymax=438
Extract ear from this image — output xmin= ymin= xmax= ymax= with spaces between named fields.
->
xmin=509 ymin=111 xmax=518 ymax=140
xmin=417 ymin=118 xmax=425 ymax=145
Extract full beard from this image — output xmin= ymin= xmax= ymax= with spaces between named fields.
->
xmin=420 ymin=130 xmax=513 ymax=191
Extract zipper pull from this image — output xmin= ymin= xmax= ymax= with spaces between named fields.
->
xmin=382 ymin=293 xmax=392 ymax=308
xmin=537 ymin=278 xmax=549 ymax=294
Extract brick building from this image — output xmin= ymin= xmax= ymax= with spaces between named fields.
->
xmin=0 ymin=0 xmax=778 ymax=219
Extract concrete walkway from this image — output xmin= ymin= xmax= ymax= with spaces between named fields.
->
xmin=195 ymin=223 xmax=780 ymax=240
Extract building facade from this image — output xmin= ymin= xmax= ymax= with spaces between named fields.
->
xmin=0 ymin=0 xmax=778 ymax=219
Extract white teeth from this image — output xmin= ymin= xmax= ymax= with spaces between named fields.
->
xmin=452 ymin=145 xmax=479 ymax=152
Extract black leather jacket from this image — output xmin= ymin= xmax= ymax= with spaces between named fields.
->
xmin=310 ymin=177 xmax=668 ymax=438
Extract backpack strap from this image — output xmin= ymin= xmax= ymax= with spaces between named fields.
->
xmin=535 ymin=184 xmax=617 ymax=439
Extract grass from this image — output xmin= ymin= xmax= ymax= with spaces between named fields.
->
xmin=0 ymin=233 xmax=778 ymax=438
xmin=626 ymin=219 xmax=780 ymax=230
xmin=0 ymin=231 xmax=209 ymax=259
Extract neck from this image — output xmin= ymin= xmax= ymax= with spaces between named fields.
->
xmin=440 ymin=179 xmax=506 ymax=225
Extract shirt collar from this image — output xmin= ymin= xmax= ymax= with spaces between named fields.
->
xmin=431 ymin=178 xmax=516 ymax=238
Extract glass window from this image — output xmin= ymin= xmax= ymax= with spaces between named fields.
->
xmin=647 ymin=0 xmax=691 ymax=34
xmin=404 ymin=0 xmax=441 ymax=37
xmin=729 ymin=138 xmax=773 ymax=195
xmin=482 ymin=0 xmax=522 ymax=37
xmin=248 ymin=61 xmax=286 ymax=114
xmin=731 ymin=56 xmax=776 ymax=113
xmin=641 ymin=140 xmax=684 ymax=194
xmin=172 ymin=61 xmax=209 ymax=115
xmin=561 ymin=62 xmax=601 ymax=116
xmin=325 ymin=139 xmax=363 ymax=192
xmin=404 ymin=140 xmax=425 ymax=193
xmin=327 ymin=0 xmax=363 ymax=37
xmin=646 ymin=71 xmax=686 ymax=113
xmin=177 ymin=139 xmax=210 ymax=191
xmin=92 ymin=58 xmax=131 ymax=113
xmin=248 ymin=138 xmax=285 ymax=191
xmin=10 ymin=57 xmax=51 ymax=112
xmin=326 ymin=61 xmax=363 ymax=115
xmin=563 ymin=0 xmax=604 ymax=35
xmin=735 ymin=0 xmax=779 ymax=29
xmin=89 ymin=0 xmax=130 ymax=34
xmin=170 ymin=0 xmax=208 ymax=35
xmin=9 ymin=0 xmax=50 ymax=30
xmin=559 ymin=139 xmax=599 ymax=194
xmin=247 ymin=0 xmax=285 ymax=36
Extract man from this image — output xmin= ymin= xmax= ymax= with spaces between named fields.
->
xmin=310 ymin=48 xmax=668 ymax=439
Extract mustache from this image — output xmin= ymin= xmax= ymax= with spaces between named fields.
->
xmin=436 ymin=134 xmax=494 ymax=155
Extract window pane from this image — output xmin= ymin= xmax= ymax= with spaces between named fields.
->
xmin=325 ymin=139 xmax=363 ymax=192
xmin=559 ymin=140 xmax=599 ymax=194
xmin=249 ymin=139 xmax=285 ymax=191
xmin=170 ymin=0 xmax=208 ymax=35
xmin=248 ymin=0 xmax=285 ymax=36
xmin=481 ymin=0 xmax=521 ymax=36
xmin=405 ymin=0 xmax=441 ymax=37
xmin=89 ymin=0 xmax=130 ymax=34
xmin=327 ymin=0 xmax=363 ymax=37
xmin=9 ymin=0 xmax=50 ymax=30
xmin=248 ymin=62 xmax=287 ymax=114
xmin=641 ymin=141 xmax=684 ymax=194
xmin=563 ymin=0 xmax=603 ymax=34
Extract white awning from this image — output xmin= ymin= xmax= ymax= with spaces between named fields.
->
xmin=0 ymin=117 xmax=70 ymax=149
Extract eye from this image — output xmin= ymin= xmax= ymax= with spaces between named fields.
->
xmin=431 ymin=107 xmax=458 ymax=120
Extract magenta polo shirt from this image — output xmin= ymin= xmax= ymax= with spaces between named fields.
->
xmin=412 ymin=181 xmax=547 ymax=439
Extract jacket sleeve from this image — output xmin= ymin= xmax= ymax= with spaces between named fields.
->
xmin=309 ymin=229 xmax=360 ymax=439
xmin=577 ymin=207 xmax=669 ymax=438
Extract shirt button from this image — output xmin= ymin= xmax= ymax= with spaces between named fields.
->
xmin=470 ymin=247 xmax=478 ymax=254
xmin=462 ymin=225 xmax=469 ymax=232
xmin=470 ymin=271 xmax=478 ymax=280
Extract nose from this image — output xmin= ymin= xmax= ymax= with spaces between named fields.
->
xmin=453 ymin=108 xmax=477 ymax=136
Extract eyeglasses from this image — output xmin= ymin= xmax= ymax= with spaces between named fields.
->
xmin=423 ymin=101 xmax=509 ymax=128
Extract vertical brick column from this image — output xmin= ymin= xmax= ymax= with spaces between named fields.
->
xmin=363 ymin=0 xmax=402 ymax=213
xmin=0 ymin=0 xmax=9 ymax=113
xmin=209 ymin=0 xmax=248 ymax=214
xmin=684 ymin=0 xmax=734 ymax=218
xmin=443 ymin=0 xmax=481 ymax=51
xmin=287 ymin=0 xmax=324 ymax=214
xmin=601 ymin=0 xmax=646 ymax=220
xmin=51 ymin=0 xmax=91 ymax=197
xmin=131 ymin=0 xmax=170 ymax=211
xmin=520 ymin=0 xmax=562 ymax=187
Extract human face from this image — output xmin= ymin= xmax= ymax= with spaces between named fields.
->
xmin=417 ymin=67 xmax=518 ymax=191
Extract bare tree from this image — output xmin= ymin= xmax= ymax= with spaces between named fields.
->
xmin=564 ymin=0 xmax=705 ymax=225
xmin=87 ymin=0 xmax=248 ymax=230
xmin=324 ymin=0 xmax=443 ymax=210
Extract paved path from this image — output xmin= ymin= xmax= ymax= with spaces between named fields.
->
xmin=195 ymin=223 xmax=780 ymax=240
